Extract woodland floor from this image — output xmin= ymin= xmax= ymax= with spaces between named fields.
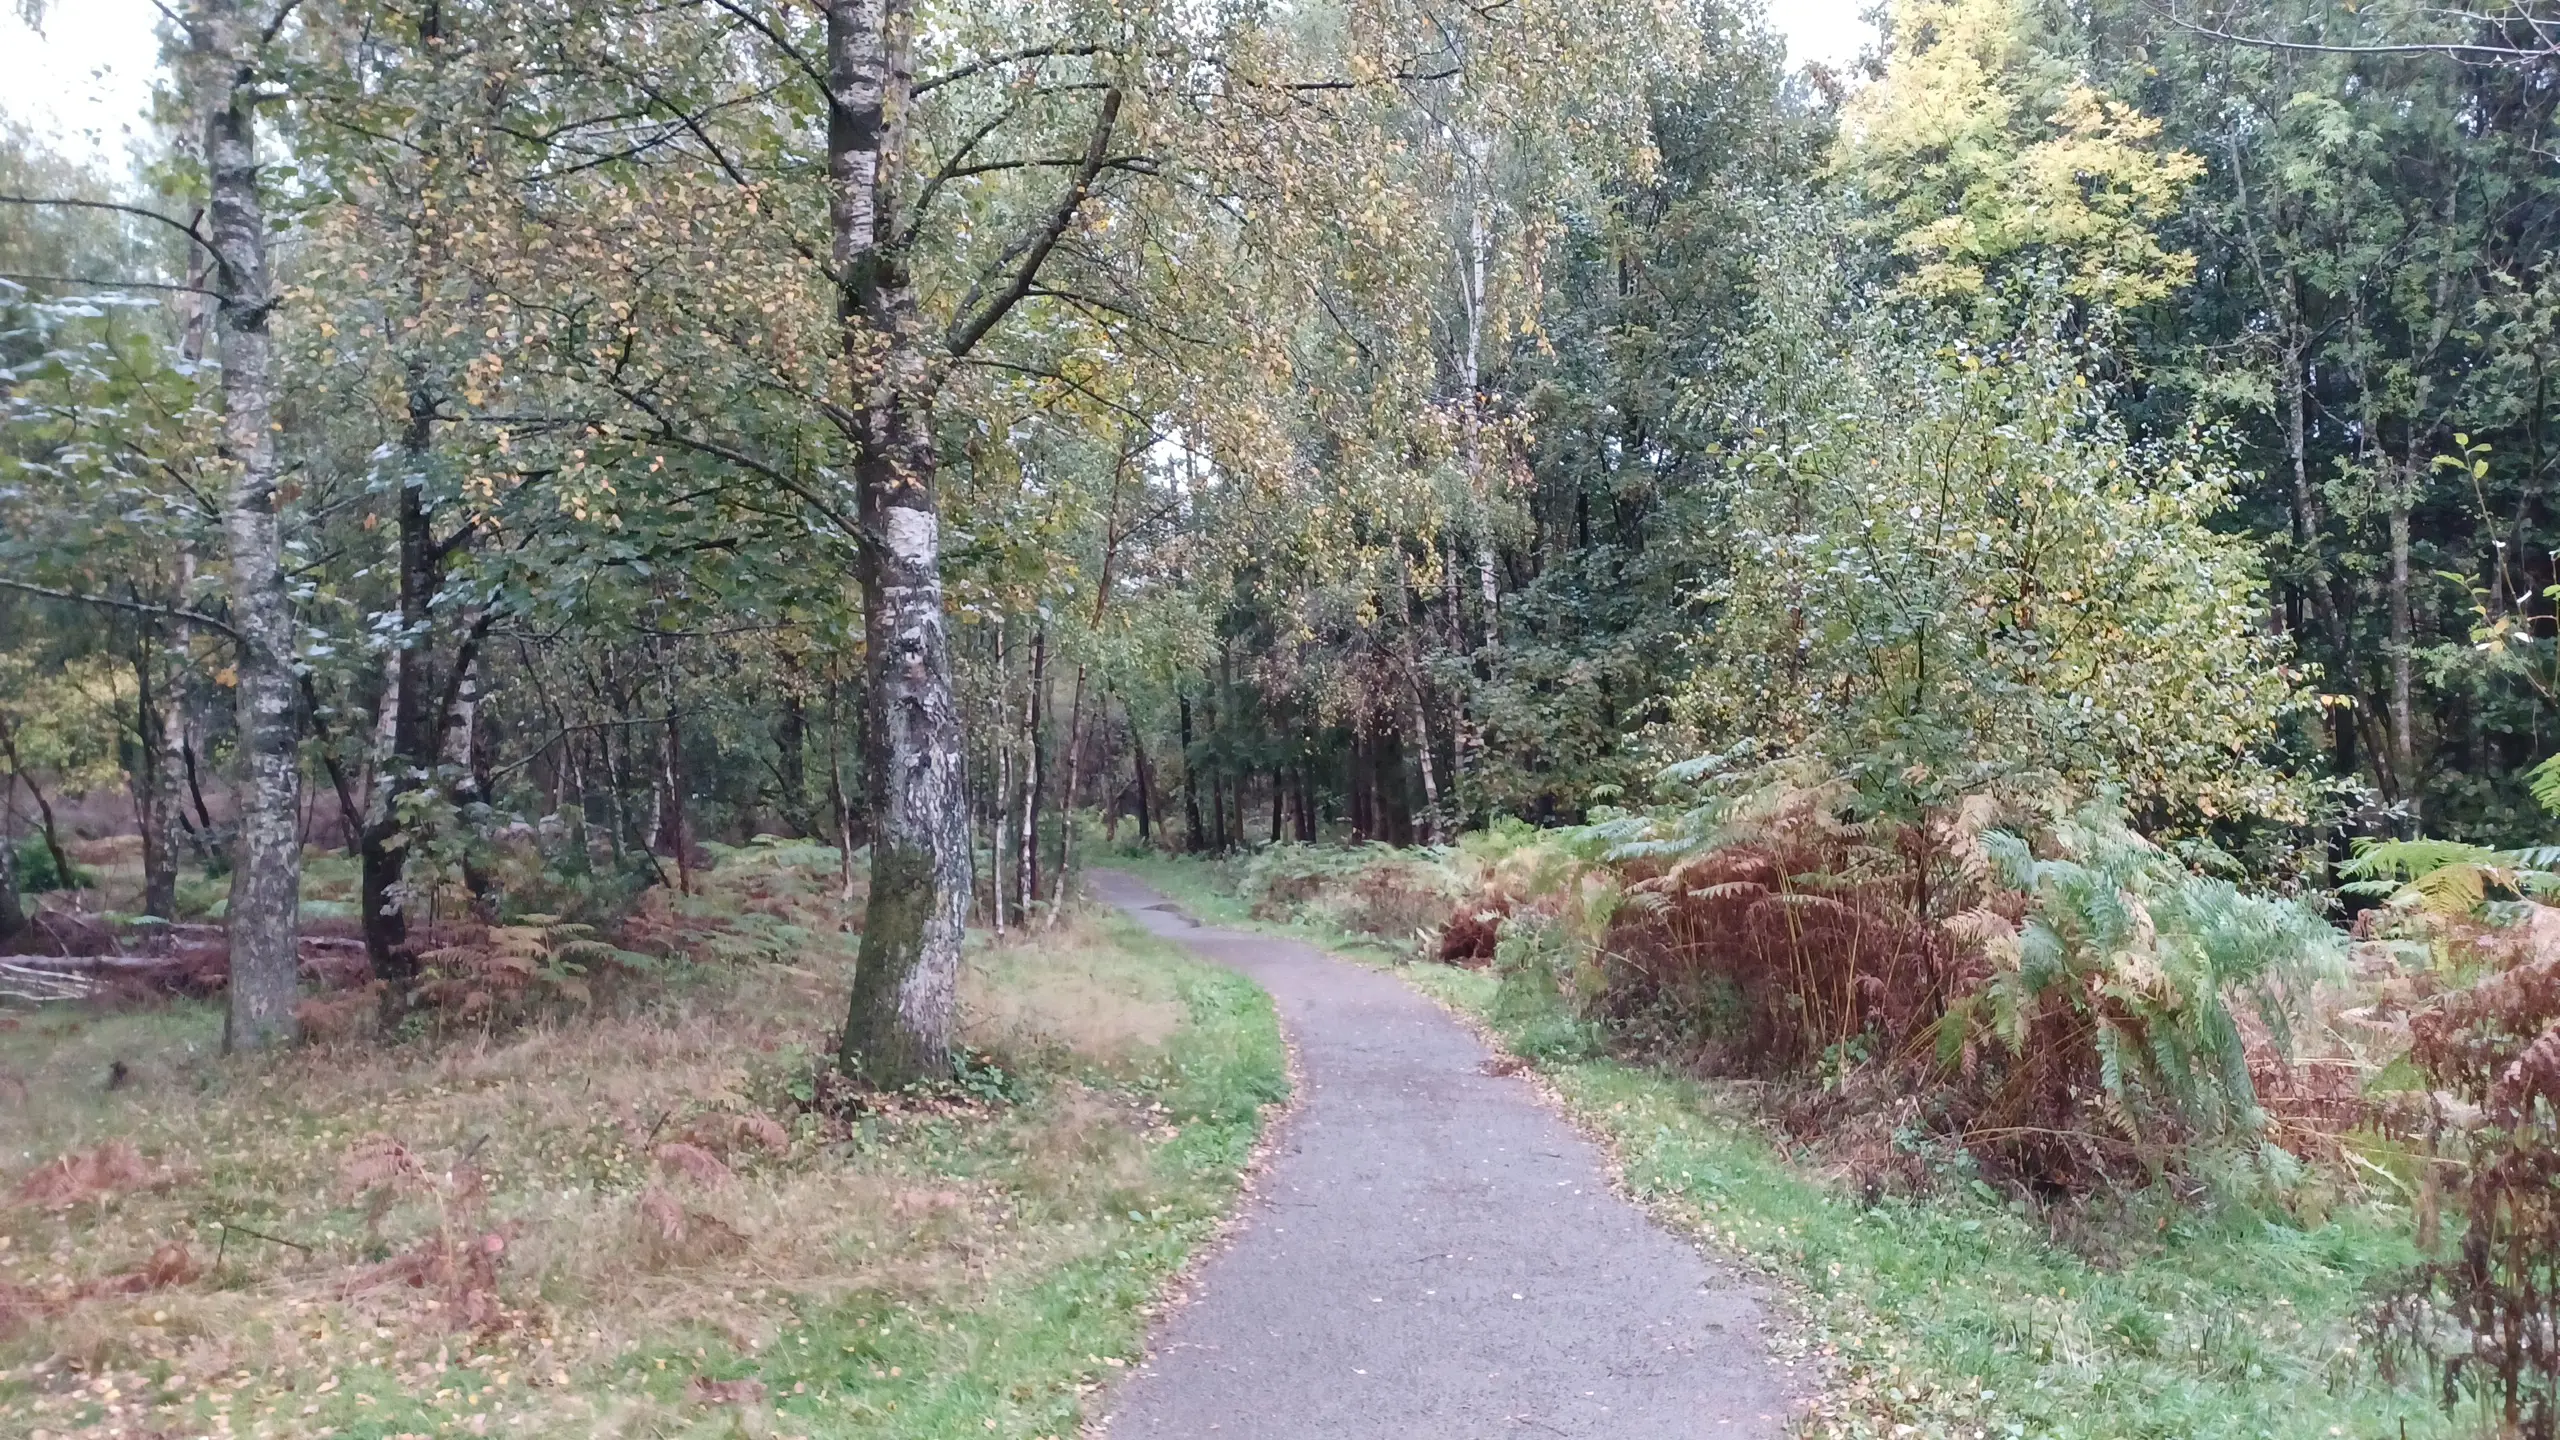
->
xmin=1089 ymin=871 xmax=1801 ymax=1439
xmin=0 ymin=845 xmax=1285 ymax=1440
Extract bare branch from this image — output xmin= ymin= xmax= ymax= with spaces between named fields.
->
xmin=914 ymin=41 xmax=1110 ymax=96
xmin=0 ymin=195 xmax=221 ymax=259
xmin=0 ymin=577 xmax=241 ymax=641
xmin=2148 ymin=0 xmax=2546 ymax=59
xmin=0 ymin=271 xmax=223 ymax=298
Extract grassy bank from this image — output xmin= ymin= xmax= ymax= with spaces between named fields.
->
xmin=1111 ymin=850 xmax=2448 ymax=1440
xmin=0 ymin=846 xmax=1286 ymax=1440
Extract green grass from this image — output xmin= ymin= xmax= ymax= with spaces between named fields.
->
xmin=1116 ymin=850 xmax=2452 ymax=1440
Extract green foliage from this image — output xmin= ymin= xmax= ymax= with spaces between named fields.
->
xmin=1956 ymin=805 xmax=2344 ymax=1139
xmin=2336 ymin=837 xmax=2560 ymax=914
xmin=11 ymin=833 xmax=83 ymax=893
xmin=1692 ymin=317 xmax=2309 ymax=825
xmin=1488 ymin=914 xmax=1604 ymax=1064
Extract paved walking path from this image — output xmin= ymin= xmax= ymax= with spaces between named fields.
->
xmin=1093 ymin=871 xmax=1797 ymax=1439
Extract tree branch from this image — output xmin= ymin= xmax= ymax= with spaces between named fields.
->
xmin=0 ymin=272 xmax=222 ymax=298
xmin=2148 ymin=0 xmax=2545 ymax=59
xmin=0 ymin=577 xmax=241 ymax=641
xmin=914 ymin=42 xmax=1110 ymax=96
xmin=0 ymin=195 xmax=221 ymax=259
xmin=946 ymin=85 xmax=1124 ymax=359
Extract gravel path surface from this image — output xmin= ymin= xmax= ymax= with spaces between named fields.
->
xmin=1094 ymin=870 xmax=1798 ymax=1439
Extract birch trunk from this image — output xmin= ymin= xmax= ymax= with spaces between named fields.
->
xmin=198 ymin=0 xmax=300 ymax=1050
xmin=1017 ymin=628 xmax=1045 ymax=923
xmin=833 ymin=0 xmax=972 ymax=1087
xmin=1398 ymin=552 xmax=1441 ymax=842
xmin=1047 ymin=663 xmax=1086 ymax=926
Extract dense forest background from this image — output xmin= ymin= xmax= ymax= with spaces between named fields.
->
xmin=5 ymin=0 xmax=2559 ymax=1046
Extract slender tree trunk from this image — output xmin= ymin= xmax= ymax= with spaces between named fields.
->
xmin=834 ymin=0 xmax=974 ymax=1087
xmin=992 ymin=628 xmax=1012 ymax=934
xmin=1018 ymin=628 xmax=1046 ymax=922
xmin=2391 ymin=468 xmax=2418 ymax=831
xmin=0 ymin=722 xmax=73 ymax=893
xmin=1047 ymin=662 xmax=1089 ymax=926
xmin=1270 ymin=768 xmax=1284 ymax=844
xmin=655 ymin=663 xmax=690 ymax=895
xmin=0 ymin=782 xmax=23 ymax=942
xmin=775 ymin=683 xmax=808 ymax=836
xmin=1129 ymin=709 xmax=1153 ymax=845
xmin=133 ymin=638 xmax=179 ymax=921
xmin=1180 ymin=694 xmax=1205 ymax=851
xmin=1206 ymin=683 xmax=1228 ymax=852
xmin=359 ymin=381 xmax=447 ymax=985
xmin=200 ymin=0 xmax=299 ymax=1050
xmin=828 ymin=701 xmax=857 ymax=907
xmin=1399 ymin=553 xmax=1441 ymax=843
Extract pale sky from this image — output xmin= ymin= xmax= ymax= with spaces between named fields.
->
xmin=0 ymin=0 xmax=166 ymax=177
xmin=0 ymin=0 xmax=1877 ymax=179
xmin=1767 ymin=0 xmax=1879 ymax=71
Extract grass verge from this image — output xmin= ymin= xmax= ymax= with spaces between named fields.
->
xmin=0 ymin=846 xmax=1285 ymax=1440
xmin=1113 ymin=849 xmax=2449 ymax=1440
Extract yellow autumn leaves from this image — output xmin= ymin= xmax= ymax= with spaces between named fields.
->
xmin=1839 ymin=0 xmax=2204 ymax=311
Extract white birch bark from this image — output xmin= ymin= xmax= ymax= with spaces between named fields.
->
xmin=197 ymin=0 xmax=300 ymax=1051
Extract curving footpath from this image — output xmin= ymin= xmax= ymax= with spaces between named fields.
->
xmin=1094 ymin=870 xmax=1798 ymax=1439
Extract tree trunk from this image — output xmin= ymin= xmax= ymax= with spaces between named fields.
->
xmin=358 ymin=381 xmax=448 ymax=986
xmin=775 ymin=684 xmax=808 ymax=836
xmin=1399 ymin=552 xmax=1441 ymax=843
xmin=834 ymin=0 xmax=973 ymax=1088
xmin=1047 ymin=663 xmax=1088 ymax=926
xmin=655 ymin=665 xmax=690 ymax=895
xmin=992 ymin=630 xmax=1011 ymax=934
xmin=1180 ymin=694 xmax=1205 ymax=851
xmin=132 ymin=637 xmax=178 ymax=921
xmin=1129 ymin=708 xmax=1153 ymax=844
xmin=0 ymin=782 xmax=23 ymax=942
xmin=2391 ymin=480 xmax=2418 ymax=829
xmin=1206 ymin=686 xmax=1228 ymax=853
xmin=829 ymin=709 xmax=857 ymax=908
xmin=1017 ymin=628 xmax=1046 ymax=923
xmin=0 ymin=720 xmax=73 ymax=897
xmin=202 ymin=0 xmax=300 ymax=1051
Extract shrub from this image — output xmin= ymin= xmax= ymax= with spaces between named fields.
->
xmin=1239 ymin=843 xmax=1464 ymax=950
xmin=13 ymin=834 xmax=85 ymax=893
xmin=1571 ymin=766 xmax=2340 ymax=1190
xmin=2358 ymin=840 xmax=2560 ymax=1438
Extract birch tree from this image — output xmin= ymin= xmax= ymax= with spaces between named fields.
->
xmin=188 ymin=0 xmax=302 ymax=1050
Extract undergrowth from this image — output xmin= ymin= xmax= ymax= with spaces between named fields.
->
xmin=0 ymin=842 xmax=1285 ymax=1439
